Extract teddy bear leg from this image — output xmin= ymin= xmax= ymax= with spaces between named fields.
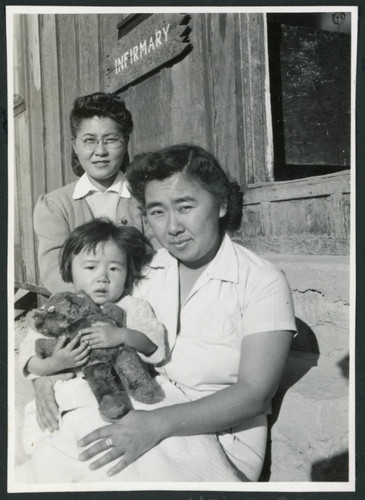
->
xmin=114 ymin=348 xmax=157 ymax=404
xmin=82 ymin=362 xmax=132 ymax=420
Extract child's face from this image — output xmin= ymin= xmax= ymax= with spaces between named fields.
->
xmin=71 ymin=239 xmax=127 ymax=305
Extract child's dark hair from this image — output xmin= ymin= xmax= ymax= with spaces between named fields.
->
xmin=127 ymin=144 xmax=243 ymax=232
xmin=70 ymin=92 xmax=133 ymax=176
xmin=60 ymin=219 xmax=154 ymax=296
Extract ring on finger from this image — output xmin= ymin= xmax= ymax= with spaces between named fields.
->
xmin=105 ymin=437 xmax=113 ymax=448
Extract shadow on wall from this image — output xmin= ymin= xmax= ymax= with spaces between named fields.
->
xmin=311 ymin=451 xmax=349 ymax=481
xmin=260 ymin=318 xmax=350 ymax=482
xmin=260 ymin=316 xmax=320 ymax=481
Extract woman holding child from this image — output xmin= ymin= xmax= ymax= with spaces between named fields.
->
xmin=30 ymin=93 xmax=296 ymax=482
xmin=29 ymin=132 xmax=295 ymax=481
xmin=76 ymin=143 xmax=296 ymax=481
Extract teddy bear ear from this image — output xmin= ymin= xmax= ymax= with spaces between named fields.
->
xmin=26 ymin=308 xmax=43 ymax=329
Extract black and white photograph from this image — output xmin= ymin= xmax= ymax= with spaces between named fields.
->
xmin=7 ymin=5 xmax=356 ymax=494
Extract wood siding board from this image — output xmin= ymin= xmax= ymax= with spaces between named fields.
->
xmin=238 ymin=13 xmax=271 ymax=186
xmin=240 ymin=14 xmax=253 ymax=184
xmin=207 ymin=13 xmax=241 ymax=182
xmin=199 ymin=13 xmax=214 ymax=152
xmin=243 ymin=172 xmax=350 ymax=204
xmin=126 ymin=73 xmax=166 ymax=153
xmin=26 ymin=15 xmax=46 ymax=203
xmin=250 ymin=14 xmax=267 ymax=183
xmin=100 ymin=14 xmax=119 ymax=92
xmin=15 ymin=113 xmax=37 ymax=284
xmin=39 ymin=14 xmax=63 ymax=193
xmin=14 ymin=173 xmax=23 ymax=284
xmin=169 ymin=14 xmax=209 ymax=147
xmin=76 ymin=15 xmax=101 ymax=95
xmin=159 ymin=67 xmax=173 ymax=148
xmin=328 ymin=192 xmax=347 ymax=239
xmin=119 ymin=86 xmax=136 ymax=158
xmin=234 ymin=14 xmax=247 ymax=189
xmin=57 ymin=14 xmax=79 ymax=186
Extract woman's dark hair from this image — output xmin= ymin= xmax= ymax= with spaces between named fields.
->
xmin=60 ymin=219 xmax=154 ymax=296
xmin=70 ymin=92 xmax=133 ymax=176
xmin=127 ymin=144 xmax=243 ymax=232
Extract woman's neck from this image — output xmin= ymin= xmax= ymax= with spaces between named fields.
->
xmin=87 ymin=172 xmax=120 ymax=192
xmin=178 ymin=233 xmax=224 ymax=305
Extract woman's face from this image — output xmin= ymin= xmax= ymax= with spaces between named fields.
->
xmin=145 ymin=172 xmax=227 ymax=267
xmin=73 ymin=116 xmax=127 ymax=190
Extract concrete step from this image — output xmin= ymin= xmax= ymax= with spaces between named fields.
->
xmin=268 ymin=350 xmax=349 ymax=481
xmin=263 ymin=254 xmax=350 ymax=361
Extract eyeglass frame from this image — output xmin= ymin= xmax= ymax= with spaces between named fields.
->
xmin=74 ymin=135 xmax=126 ymax=151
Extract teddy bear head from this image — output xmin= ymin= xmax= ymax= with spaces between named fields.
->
xmin=27 ymin=291 xmax=100 ymax=337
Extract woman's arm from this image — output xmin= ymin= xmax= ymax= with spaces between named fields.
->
xmin=33 ymin=195 xmax=74 ymax=293
xmin=78 ymin=329 xmax=292 ymax=475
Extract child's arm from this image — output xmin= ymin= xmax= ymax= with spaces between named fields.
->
xmin=79 ymin=323 xmax=157 ymax=356
xmin=26 ymin=334 xmax=90 ymax=376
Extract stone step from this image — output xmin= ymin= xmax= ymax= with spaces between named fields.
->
xmin=263 ymin=254 xmax=350 ymax=361
xmin=268 ymin=350 xmax=349 ymax=481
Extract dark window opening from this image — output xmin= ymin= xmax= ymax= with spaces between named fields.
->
xmin=267 ymin=13 xmax=351 ymax=181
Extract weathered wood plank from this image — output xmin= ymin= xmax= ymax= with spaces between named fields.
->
xmin=169 ymin=14 xmax=210 ymax=147
xmin=25 ymin=15 xmax=46 ymax=202
xmin=100 ymin=14 xmax=119 ymax=92
xmin=14 ymin=113 xmax=37 ymax=284
xmin=57 ymin=14 xmax=79 ymax=186
xmin=241 ymin=198 xmax=350 ymax=255
xmin=207 ymin=13 xmax=242 ymax=183
xmin=239 ymin=13 xmax=272 ymax=185
xmin=39 ymin=14 xmax=63 ymax=193
xmin=76 ymin=15 xmax=102 ymax=95
xmin=124 ymin=71 xmax=168 ymax=154
xmin=244 ymin=172 xmax=350 ymax=204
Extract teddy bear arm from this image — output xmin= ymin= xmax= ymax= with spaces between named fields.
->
xmin=100 ymin=303 xmax=126 ymax=327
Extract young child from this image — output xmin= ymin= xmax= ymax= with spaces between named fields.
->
xmin=18 ymin=219 xmax=167 ymax=476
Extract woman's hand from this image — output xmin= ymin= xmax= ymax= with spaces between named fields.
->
xmin=79 ymin=322 xmax=125 ymax=349
xmin=50 ymin=333 xmax=90 ymax=371
xmin=32 ymin=372 xmax=74 ymax=432
xmin=78 ymin=410 xmax=162 ymax=476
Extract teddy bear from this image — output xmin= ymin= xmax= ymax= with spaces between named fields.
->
xmin=27 ymin=291 xmax=159 ymax=420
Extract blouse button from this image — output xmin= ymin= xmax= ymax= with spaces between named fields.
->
xmin=121 ymin=217 xmax=128 ymax=225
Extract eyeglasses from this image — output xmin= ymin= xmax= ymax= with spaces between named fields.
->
xmin=76 ymin=136 xmax=125 ymax=151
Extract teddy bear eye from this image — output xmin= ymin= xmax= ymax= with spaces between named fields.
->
xmin=48 ymin=306 xmax=55 ymax=312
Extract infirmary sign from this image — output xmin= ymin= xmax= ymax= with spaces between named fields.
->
xmin=114 ymin=24 xmax=171 ymax=74
xmin=104 ymin=13 xmax=192 ymax=93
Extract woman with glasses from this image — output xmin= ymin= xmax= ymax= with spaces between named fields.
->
xmin=34 ymin=92 xmax=145 ymax=294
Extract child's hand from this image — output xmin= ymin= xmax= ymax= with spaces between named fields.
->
xmin=50 ymin=334 xmax=90 ymax=372
xmin=79 ymin=322 xmax=125 ymax=349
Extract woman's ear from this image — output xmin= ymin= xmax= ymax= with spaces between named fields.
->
xmin=219 ymin=200 xmax=228 ymax=218
xmin=72 ymin=138 xmax=78 ymax=155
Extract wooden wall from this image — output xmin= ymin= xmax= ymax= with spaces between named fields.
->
xmin=12 ymin=12 xmax=351 ymax=290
